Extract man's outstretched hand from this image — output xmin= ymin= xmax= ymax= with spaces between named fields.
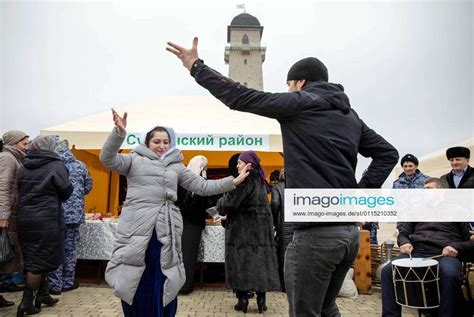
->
xmin=166 ymin=37 xmax=199 ymax=71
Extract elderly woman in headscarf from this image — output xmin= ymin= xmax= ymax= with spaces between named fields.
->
xmin=176 ymin=155 xmax=209 ymax=295
xmin=100 ymin=110 xmax=250 ymax=317
xmin=216 ymin=150 xmax=280 ymax=314
xmin=16 ymin=135 xmax=73 ymax=316
xmin=0 ymin=130 xmax=29 ymax=308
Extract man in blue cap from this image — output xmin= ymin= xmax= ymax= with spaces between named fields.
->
xmin=393 ymin=154 xmax=428 ymax=189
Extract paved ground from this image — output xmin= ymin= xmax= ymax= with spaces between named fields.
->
xmin=0 ymin=285 xmax=421 ymax=317
xmin=1 ymin=223 xmax=464 ymax=316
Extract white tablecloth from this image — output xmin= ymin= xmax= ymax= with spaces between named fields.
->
xmin=77 ymin=221 xmax=225 ymax=263
xmin=197 ymin=225 xmax=225 ymax=263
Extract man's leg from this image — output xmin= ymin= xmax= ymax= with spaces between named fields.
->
xmin=438 ymin=256 xmax=464 ymax=317
xmin=48 ymin=265 xmax=63 ymax=293
xmin=180 ymin=222 xmax=203 ymax=294
xmin=285 ymin=238 xmax=329 ymax=317
xmin=321 ymin=226 xmax=359 ymax=317
xmin=370 ymin=222 xmax=378 ymax=245
xmin=381 ymin=260 xmax=401 ymax=316
xmin=62 ymin=225 xmax=80 ymax=289
xmin=284 ymin=226 xmax=356 ymax=317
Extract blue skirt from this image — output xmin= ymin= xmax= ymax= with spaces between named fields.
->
xmin=121 ymin=230 xmax=178 ymax=317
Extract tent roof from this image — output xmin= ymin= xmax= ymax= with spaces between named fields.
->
xmin=41 ymin=96 xmax=282 ymax=151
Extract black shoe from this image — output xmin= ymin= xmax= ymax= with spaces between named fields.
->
xmin=0 ymin=295 xmax=14 ymax=308
xmin=34 ymin=294 xmax=58 ymax=308
xmin=17 ymin=288 xmax=40 ymax=316
xmin=6 ymin=283 xmax=25 ymax=292
xmin=48 ymin=289 xmax=61 ymax=296
xmin=17 ymin=302 xmax=40 ymax=317
xmin=234 ymin=298 xmax=249 ymax=313
xmin=35 ymin=276 xmax=59 ymax=308
xmin=256 ymin=292 xmax=267 ymax=314
xmin=62 ymin=281 xmax=79 ymax=292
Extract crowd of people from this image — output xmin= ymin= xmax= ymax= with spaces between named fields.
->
xmin=0 ymin=37 xmax=472 ymax=317
xmin=0 ymin=132 xmax=93 ymax=316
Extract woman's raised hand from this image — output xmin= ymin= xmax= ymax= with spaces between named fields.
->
xmin=111 ymin=108 xmax=127 ymax=134
xmin=232 ymin=163 xmax=251 ymax=186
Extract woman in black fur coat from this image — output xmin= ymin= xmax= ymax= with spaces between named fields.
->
xmin=217 ymin=151 xmax=279 ymax=314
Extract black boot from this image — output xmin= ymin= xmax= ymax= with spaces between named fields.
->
xmin=256 ymin=292 xmax=267 ymax=313
xmin=0 ymin=294 xmax=14 ymax=307
xmin=234 ymin=290 xmax=249 ymax=313
xmin=16 ymin=287 xmax=40 ymax=317
xmin=34 ymin=277 xmax=58 ymax=308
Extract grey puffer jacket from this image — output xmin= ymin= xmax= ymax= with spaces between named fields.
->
xmin=100 ymin=128 xmax=235 ymax=305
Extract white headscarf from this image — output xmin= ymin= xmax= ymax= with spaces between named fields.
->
xmin=187 ymin=155 xmax=208 ymax=179
xmin=139 ymin=126 xmax=177 ymax=161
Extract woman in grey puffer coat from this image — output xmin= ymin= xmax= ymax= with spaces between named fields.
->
xmin=100 ymin=110 xmax=250 ymax=317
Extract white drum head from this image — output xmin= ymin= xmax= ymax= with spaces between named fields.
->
xmin=392 ymin=258 xmax=438 ymax=267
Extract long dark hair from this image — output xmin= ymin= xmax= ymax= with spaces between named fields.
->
xmin=144 ymin=126 xmax=171 ymax=146
xmin=228 ymin=153 xmax=241 ymax=177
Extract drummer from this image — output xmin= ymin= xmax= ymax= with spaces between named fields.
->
xmin=381 ymin=177 xmax=472 ymax=317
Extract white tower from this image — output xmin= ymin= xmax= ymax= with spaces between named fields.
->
xmin=225 ymin=13 xmax=266 ymax=90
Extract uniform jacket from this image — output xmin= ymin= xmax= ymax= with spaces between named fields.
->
xmin=58 ymin=147 xmax=93 ymax=224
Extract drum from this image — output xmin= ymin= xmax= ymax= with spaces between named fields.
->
xmin=392 ymin=258 xmax=440 ymax=309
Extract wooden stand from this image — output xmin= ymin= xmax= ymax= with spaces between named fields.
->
xmin=354 ymin=229 xmax=372 ymax=294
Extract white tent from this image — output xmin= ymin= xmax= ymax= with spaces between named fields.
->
xmin=40 ymin=96 xmax=284 ymax=214
xmin=41 ymin=96 xmax=283 ymax=152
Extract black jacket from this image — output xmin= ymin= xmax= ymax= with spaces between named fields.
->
xmin=398 ymin=222 xmax=472 ymax=261
xmin=17 ymin=150 xmax=73 ymax=272
xmin=191 ymin=60 xmax=399 ymax=228
xmin=441 ymin=165 xmax=474 ymax=189
xmin=271 ymin=181 xmax=293 ymax=263
xmin=176 ymin=186 xmax=209 ymax=228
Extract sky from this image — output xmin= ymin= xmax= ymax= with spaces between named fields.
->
xmin=1 ymin=0 xmax=473 ymax=178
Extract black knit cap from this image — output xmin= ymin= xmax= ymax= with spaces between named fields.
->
xmin=287 ymin=57 xmax=328 ymax=82
xmin=446 ymin=146 xmax=470 ymax=159
xmin=400 ymin=154 xmax=419 ymax=166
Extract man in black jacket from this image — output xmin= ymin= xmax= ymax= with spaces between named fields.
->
xmin=167 ymin=38 xmax=399 ymax=317
xmin=381 ymin=177 xmax=472 ymax=317
xmin=441 ymin=146 xmax=473 ymax=189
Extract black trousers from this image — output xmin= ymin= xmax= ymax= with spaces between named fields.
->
xmin=284 ymin=225 xmax=359 ymax=317
xmin=180 ymin=221 xmax=203 ymax=293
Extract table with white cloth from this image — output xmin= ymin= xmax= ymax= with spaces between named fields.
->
xmin=197 ymin=224 xmax=225 ymax=263
xmin=77 ymin=221 xmax=118 ymax=260
xmin=77 ymin=221 xmax=225 ymax=262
